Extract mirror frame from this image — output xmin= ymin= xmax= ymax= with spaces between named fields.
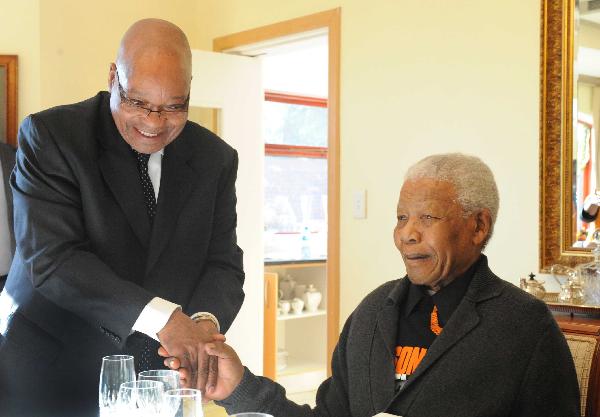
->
xmin=0 ymin=55 xmax=17 ymax=147
xmin=540 ymin=0 xmax=595 ymax=270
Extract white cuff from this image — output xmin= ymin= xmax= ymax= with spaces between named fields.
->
xmin=132 ymin=297 xmax=181 ymax=341
xmin=190 ymin=311 xmax=220 ymax=333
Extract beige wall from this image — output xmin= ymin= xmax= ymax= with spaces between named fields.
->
xmin=579 ymin=83 xmax=593 ymax=115
xmin=0 ymin=0 xmax=202 ymax=117
xmin=196 ymin=0 xmax=541 ymax=323
xmin=38 ymin=0 xmax=201 ymax=109
xmin=0 ymin=0 xmax=40 ymax=124
xmin=580 ymin=20 xmax=600 ymax=50
xmin=1 ymin=1 xmax=542 ymax=327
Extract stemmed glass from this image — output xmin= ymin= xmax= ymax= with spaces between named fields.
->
xmin=98 ymin=354 xmax=136 ymax=417
xmin=163 ymin=388 xmax=204 ymax=417
xmin=139 ymin=369 xmax=181 ymax=391
xmin=117 ymin=380 xmax=165 ymax=417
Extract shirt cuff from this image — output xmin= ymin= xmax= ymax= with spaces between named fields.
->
xmin=132 ymin=297 xmax=180 ymax=341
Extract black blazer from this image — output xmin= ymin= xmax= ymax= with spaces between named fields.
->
xmin=0 ymin=92 xmax=245 ymax=417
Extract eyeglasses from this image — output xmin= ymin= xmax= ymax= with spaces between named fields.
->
xmin=115 ymin=70 xmax=189 ymax=119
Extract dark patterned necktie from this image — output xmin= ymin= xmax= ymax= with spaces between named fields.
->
xmin=132 ymin=150 xmax=160 ymax=371
xmin=133 ymin=151 xmax=157 ymax=221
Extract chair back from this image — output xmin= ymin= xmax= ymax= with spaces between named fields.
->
xmin=556 ymin=315 xmax=600 ymax=417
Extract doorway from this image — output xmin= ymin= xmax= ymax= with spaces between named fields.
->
xmin=213 ymin=8 xmax=341 ymax=403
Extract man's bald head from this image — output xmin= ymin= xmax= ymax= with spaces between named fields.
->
xmin=108 ymin=19 xmax=192 ymax=154
xmin=116 ymin=18 xmax=191 ymax=81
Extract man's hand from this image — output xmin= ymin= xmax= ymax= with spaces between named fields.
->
xmin=157 ymin=310 xmax=219 ymax=393
xmin=203 ymin=341 xmax=244 ymax=401
xmin=159 ymin=332 xmax=226 ymax=390
xmin=162 ymin=338 xmax=242 ymax=401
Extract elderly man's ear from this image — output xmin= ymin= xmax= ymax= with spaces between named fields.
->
xmin=471 ymin=209 xmax=492 ymax=247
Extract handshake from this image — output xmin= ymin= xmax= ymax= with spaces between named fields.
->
xmin=155 ymin=309 xmax=244 ymax=402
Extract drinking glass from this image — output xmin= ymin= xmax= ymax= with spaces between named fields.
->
xmin=98 ymin=354 xmax=136 ymax=417
xmin=163 ymin=388 xmax=203 ymax=417
xmin=139 ymin=369 xmax=181 ymax=391
xmin=229 ymin=414 xmax=274 ymax=417
xmin=117 ymin=380 xmax=165 ymax=417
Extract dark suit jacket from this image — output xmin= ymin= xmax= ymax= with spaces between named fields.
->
xmin=220 ymin=256 xmax=580 ymax=417
xmin=0 ymin=92 xmax=245 ymax=417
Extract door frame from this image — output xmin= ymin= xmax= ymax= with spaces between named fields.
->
xmin=213 ymin=8 xmax=341 ymax=376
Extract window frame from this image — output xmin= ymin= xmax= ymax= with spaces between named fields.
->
xmin=264 ymin=90 xmax=328 ymax=158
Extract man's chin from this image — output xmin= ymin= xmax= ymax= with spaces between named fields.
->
xmin=406 ymin=272 xmax=434 ymax=287
xmin=129 ymin=138 xmax=166 ymax=154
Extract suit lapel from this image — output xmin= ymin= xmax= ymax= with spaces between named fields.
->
xmin=99 ymin=150 xmax=152 ymax=246
xmin=97 ymin=96 xmax=152 ymax=247
xmin=370 ymin=279 xmax=409 ymax=412
xmin=145 ymin=136 xmax=197 ymax=274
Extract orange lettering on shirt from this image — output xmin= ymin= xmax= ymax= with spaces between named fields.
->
xmin=405 ymin=346 xmax=427 ymax=374
xmin=395 ymin=346 xmax=428 ymax=376
xmin=397 ymin=346 xmax=414 ymax=374
xmin=394 ymin=346 xmax=402 ymax=368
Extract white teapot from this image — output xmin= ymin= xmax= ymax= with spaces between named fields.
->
xmin=519 ymin=273 xmax=546 ymax=300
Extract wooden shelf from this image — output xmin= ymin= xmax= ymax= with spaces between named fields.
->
xmin=278 ymin=309 xmax=326 ymax=321
xmin=547 ymin=302 xmax=600 ymax=317
xmin=265 ymin=259 xmax=326 ymax=269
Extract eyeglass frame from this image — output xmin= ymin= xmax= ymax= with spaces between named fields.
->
xmin=114 ymin=70 xmax=190 ymax=119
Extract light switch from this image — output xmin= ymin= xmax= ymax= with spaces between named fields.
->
xmin=353 ymin=189 xmax=367 ymax=219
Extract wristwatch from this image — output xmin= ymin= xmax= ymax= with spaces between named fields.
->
xmin=190 ymin=312 xmax=220 ymax=333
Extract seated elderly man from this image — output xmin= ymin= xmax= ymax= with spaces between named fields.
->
xmin=165 ymin=153 xmax=580 ymax=416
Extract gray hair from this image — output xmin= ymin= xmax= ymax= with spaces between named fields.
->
xmin=405 ymin=153 xmax=499 ymax=246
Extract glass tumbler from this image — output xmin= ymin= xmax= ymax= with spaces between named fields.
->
xmin=117 ymin=380 xmax=165 ymax=417
xmin=98 ymin=354 xmax=136 ymax=417
xmin=139 ymin=369 xmax=181 ymax=391
xmin=163 ymin=388 xmax=204 ymax=417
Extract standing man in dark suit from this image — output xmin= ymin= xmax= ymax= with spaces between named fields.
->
xmin=0 ymin=142 xmax=15 ymax=291
xmin=0 ymin=19 xmax=244 ymax=417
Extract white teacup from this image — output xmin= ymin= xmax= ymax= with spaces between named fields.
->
xmin=291 ymin=297 xmax=304 ymax=314
xmin=278 ymin=300 xmax=291 ymax=315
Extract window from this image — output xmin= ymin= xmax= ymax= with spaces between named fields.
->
xmin=264 ymin=91 xmax=328 ymax=261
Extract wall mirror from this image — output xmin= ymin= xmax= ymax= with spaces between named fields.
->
xmin=0 ymin=55 xmax=17 ymax=147
xmin=540 ymin=0 xmax=600 ymax=269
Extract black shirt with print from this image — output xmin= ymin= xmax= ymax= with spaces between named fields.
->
xmin=393 ymin=256 xmax=481 ymax=391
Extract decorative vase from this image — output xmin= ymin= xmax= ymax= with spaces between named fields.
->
xmin=302 ymin=284 xmax=322 ymax=312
